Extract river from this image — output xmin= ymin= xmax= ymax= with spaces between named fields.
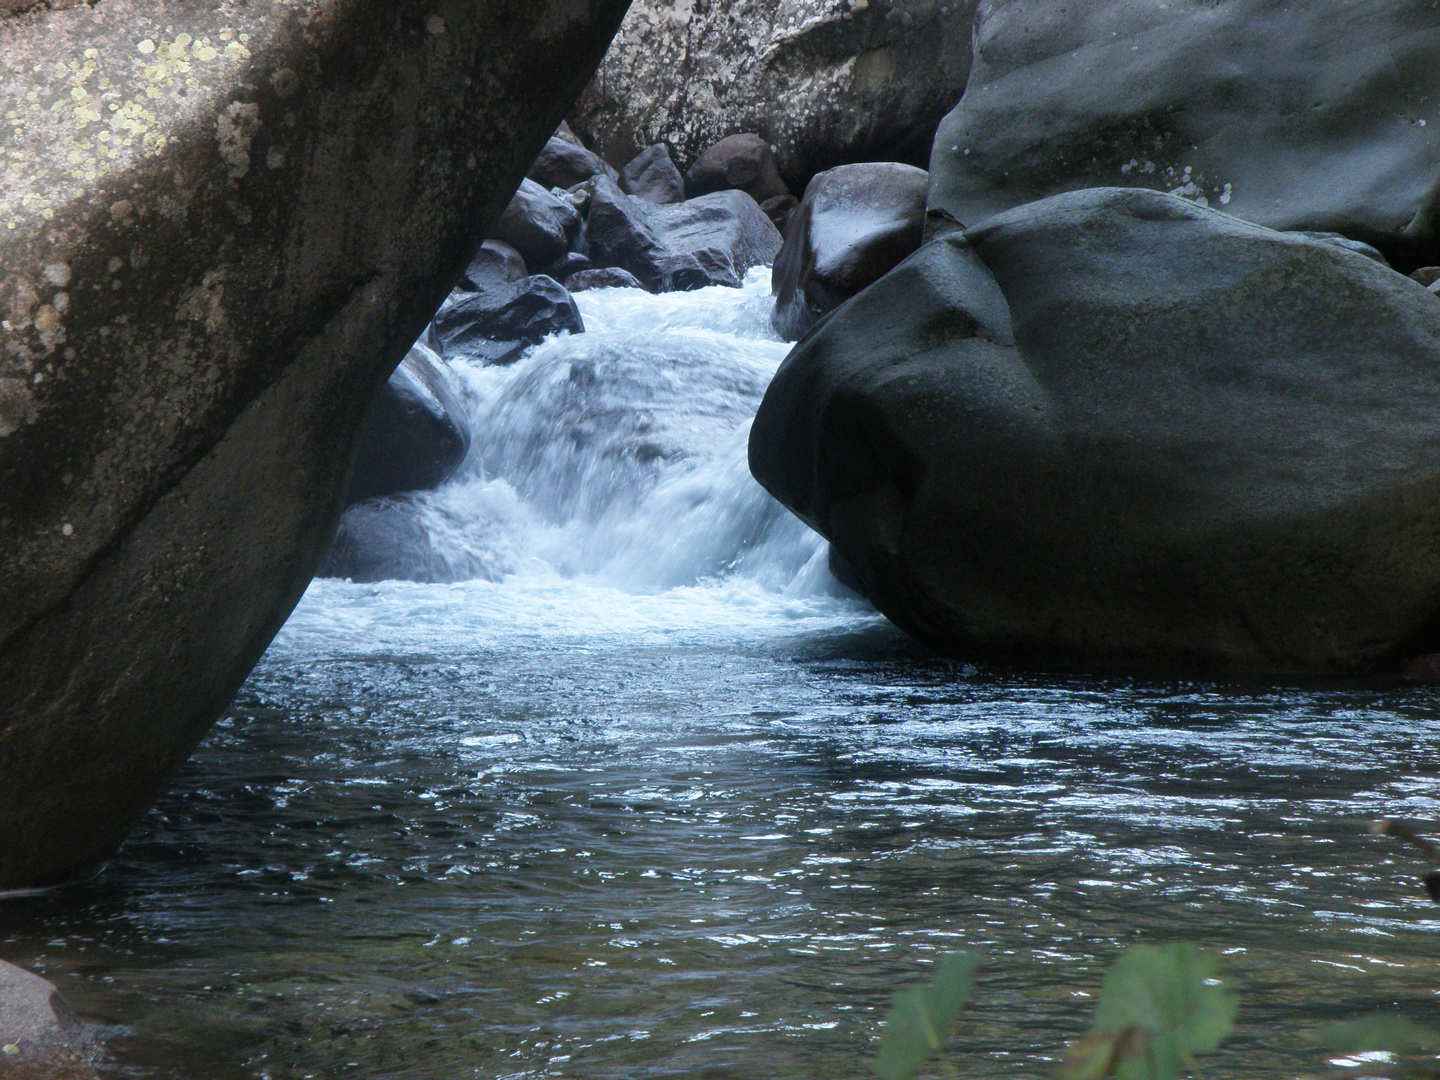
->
xmin=4 ymin=271 xmax=1440 ymax=1079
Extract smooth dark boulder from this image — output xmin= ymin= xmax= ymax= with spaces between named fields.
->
xmin=459 ymin=239 xmax=529 ymax=291
xmin=771 ymin=162 xmax=928 ymax=341
xmin=491 ymin=179 xmax=575 ymax=271
xmin=565 ymin=266 xmax=646 ymax=291
xmin=543 ymin=251 xmax=593 ymax=281
xmin=619 ymin=143 xmax=685 ymax=205
xmin=0 ymin=0 xmax=629 ymax=889
xmin=526 ymin=134 xmax=617 ymax=191
xmin=929 ymin=0 xmax=1440 ymax=263
xmin=759 ymin=193 xmax=798 ymax=233
xmin=750 ymin=187 xmax=1440 ymax=672
xmin=684 ymin=134 xmax=790 ymax=205
xmin=585 ymin=176 xmax=783 ymax=292
xmin=0 ymin=960 xmax=98 ymax=1080
xmin=319 ymin=496 xmax=509 ymax=584
xmin=570 ymin=0 xmax=982 ymax=190
xmin=347 ymin=344 xmax=470 ymax=506
xmin=431 ymin=275 xmax=584 ymax=364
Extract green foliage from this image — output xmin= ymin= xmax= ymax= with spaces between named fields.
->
xmin=1058 ymin=944 xmax=1237 ymax=1080
xmin=872 ymin=951 xmax=981 ymax=1080
xmin=1320 ymin=1013 xmax=1440 ymax=1057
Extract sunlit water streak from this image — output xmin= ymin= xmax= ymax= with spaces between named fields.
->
xmin=4 ymin=272 xmax=1440 ymax=1080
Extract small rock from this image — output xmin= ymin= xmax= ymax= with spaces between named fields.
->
xmin=759 ymin=193 xmax=798 ymax=233
xmin=1412 ymin=266 xmax=1440 ymax=287
xmin=459 ymin=239 xmax=528 ymax=291
xmin=491 ymin=179 xmax=574 ymax=270
xmin=527 ymin=134 xmax=617 ymax=190
xmin=619 ymin=143 xmax=685 ymax=205
xmin=565 ymin=266 xmax=646 ymax=291
xmin=771 ymin=162 xmax=928 ymax=341
xmin=347 ymin=343 xmax=470 ymax=505
xmin=431 ymin=274 xmax=584 ymax=364
xmin=543 ymin=252 xmax=592 ymax=280
xmin=684 ymin=133 xmax=790 ymax=205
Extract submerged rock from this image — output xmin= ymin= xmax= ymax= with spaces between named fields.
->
xmin=319 ymin=495 xmax=513 ymax=584
xmin=771 ymin=162 xmax=928 ymax=341
xmin=431 ymin=275 xmax=585 ymax=364
xmin=751 ymin=188 xmax=1440 ymax=672
xmin=929 ymin=0 xmax=1440 ymax=262
xmin=570 ymin=0 xmax=982 ymax=189
xmin=347 ymin=344 xmax=470 ymax=505
xmin=0 ymin=0 xmax=630 ymax=889
xmin=585 ymin=176 xmax=782 ymax=292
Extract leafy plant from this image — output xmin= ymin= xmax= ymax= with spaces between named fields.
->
xmin=873 ymin=950 xmax=981 ymax=1080
xmin=1059 ymin=944 xmax=1237 ymax=1080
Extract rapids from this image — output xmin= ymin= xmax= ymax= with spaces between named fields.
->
xmin=3 ymin=270 xmax=1440 ymax=1080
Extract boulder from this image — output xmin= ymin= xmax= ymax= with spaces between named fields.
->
xmin=526 ymin=134 xmax=617 ymax=191
xmin=565 ymin=266 xmax=647 ymax=291
xmin=771 ymin=161 xmax=928 ymax=340
xmin=759 ymin=193 xmax=799 ymax=233
xmin=431 ymin=275 xmax=585 ymax=364
xmin=0 ymin=960 xmax=98 ymax=1079
xmin=0 ymin=0 xmax=629 ymax=889
xmin=543 ymin=251 xmax=593 ymax=281
xmin=684 ymin=134 xmax=791 ymax=205
xmin=491 ymin=179 xmax=575 ymax=270
xmin=585 ymin=176 xmax=783 ymax=292
xmin=929 ymin=0 xmax=1440 ymax=264
xmin=570 ymin=0 xmax=982 ymax=190
xmin=318 ymin=495 xmax=512 ymax=584
xmin=750 ymin=187 xmax=1440 ymax=672
xmin=347 ymin=344 xmax=470 ymax=506
xmin=619 ymin=143 xmax=685 ymax=205
xmin=459 ymin=240 xmax=528 ymax=291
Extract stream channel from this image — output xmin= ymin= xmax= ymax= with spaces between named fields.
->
xmin=4 ymin=271 xmax=1440 ymax=1079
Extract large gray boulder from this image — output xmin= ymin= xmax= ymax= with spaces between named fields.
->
xmin=0 ymin=0 xmax=629 ymax=889
xmin=584 ymin=176 xmax=783 ymax=291
xmin=750 ymin=188 xmax=1440 ymax=672
xmin=771 ymin=161 xmax=928 ymax=340
xmin=570 ymin=0 xmax=982 ymax=190
xmin=929 ymin=0 xmax=1440 ymax=262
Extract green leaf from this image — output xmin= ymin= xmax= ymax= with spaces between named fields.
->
xmin=873 ymin=951 xmax=981 ymax=1080
xmin=1059 ymin=944 xmax=1237 ymax=1080
xmin=1320 ymin=1013 xmax=1440 ymax=1057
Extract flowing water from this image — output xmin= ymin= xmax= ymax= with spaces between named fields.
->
xmin=5 ymin=271 xmax=1440 ymax=1080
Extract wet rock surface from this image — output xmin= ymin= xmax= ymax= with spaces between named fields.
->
xmin=929 ymin=0 xmax=1440 ymax=263
xmin=0 ymin=0 xmax=630 ymax=888
xmin=751 ymin=188 xmax=1440 ymax=672
xmin=526 ymin=133 xmax=617 ymax=191
xmin=619 ymin=143 xmax=685 ymax=205
xmin=491 ymin=179 xmax=578 ymax=273
xmin=564 ymin=266 xmax=646 ymax=291
xmin=684 ymin=134 xmax=791 ymax=205
xmin=347 ymin=344 xmax=470 ymax=506
xmin=771 ymin=161 xmax=928 ymax=340
xmin=585 ymin=176 xmax=783 ymax=292
xmin=459 ymin=240 xmax=528 ymax=292
xmin=570 ymin=0 xmax=982 ymax=190
xmin=431 ymin=275 xmax=585 ymax=365
xmin=0 ymin=960 xmax=98 ymax=1079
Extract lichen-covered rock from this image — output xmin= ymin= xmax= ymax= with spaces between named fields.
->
xmin=0 ymin=0 xmax=629 ymax=889
xmin=347 ymin=344 xmax=470 ymax=505
xmin=585 ymin=176 xmax=783 ymax=292
xmin=570 ymin=0 xmax=982 ymax=190
xmin=929 ymin=0 xmax=1440 ymax=262
xmin=771 ymin=161 xmax=927 ymax=340
xmin=750 ymin=188 xmax=1440 ymax=672
xmin=431 ymin=275 xmax=585 ymax=364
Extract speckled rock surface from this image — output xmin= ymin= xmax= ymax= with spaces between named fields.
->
xmin=0 ymin=0 xmax=629 ymax=889
xmin=751 ymin=188 xmax=1440 ymax=672
xmin=0 ymin=960 xmax=98 ymax=1079
xmin=929 ymin=0 xmax=1440 ymax=263
xmin=569 ymin=0 xmax=980 ymax=190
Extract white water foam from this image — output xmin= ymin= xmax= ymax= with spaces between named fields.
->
xmin=277 ymin=268 xmax=871 ymax=653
